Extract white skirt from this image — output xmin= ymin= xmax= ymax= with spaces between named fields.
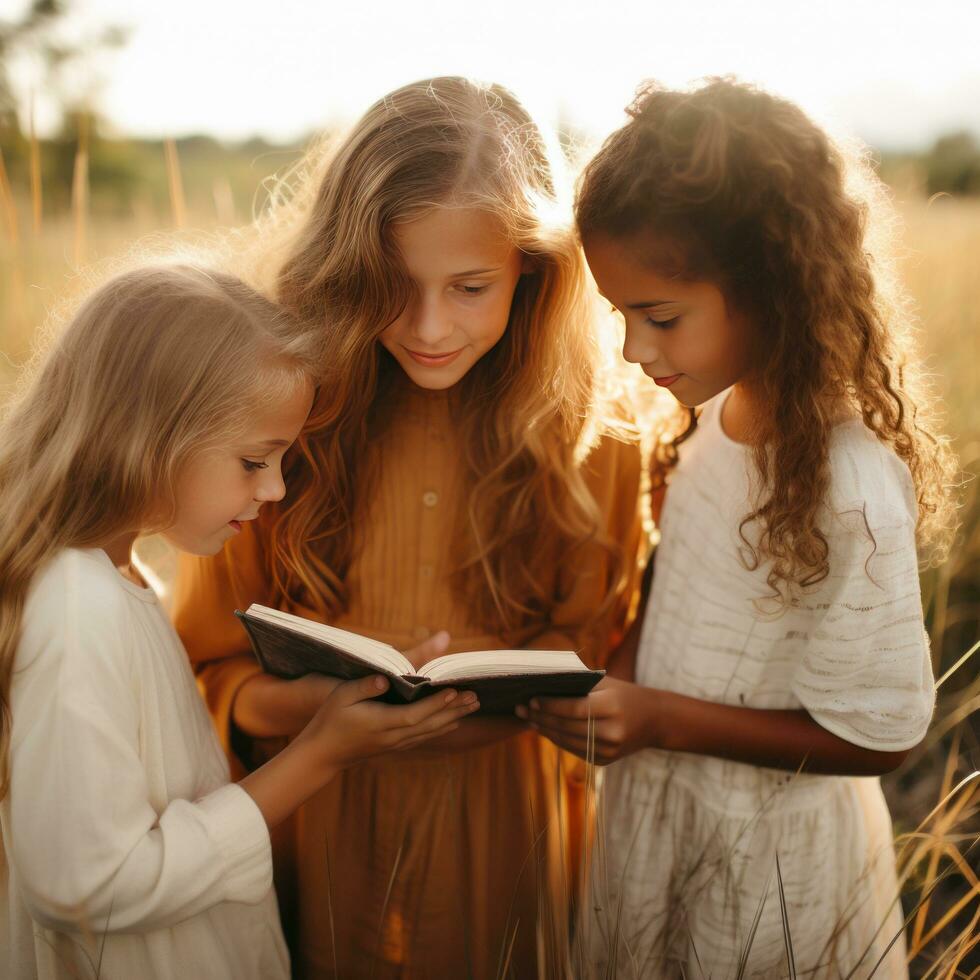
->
xmin=574 ymin=751 xmax=908 ymax=980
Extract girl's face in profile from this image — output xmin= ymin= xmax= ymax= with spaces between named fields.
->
xmin=379 ymin=207 xmax=526 ymax=390
xmin=163 ymin=378 xmax=314 ymax=556
xmin=584 ymin=231 xmax=754 ymax=410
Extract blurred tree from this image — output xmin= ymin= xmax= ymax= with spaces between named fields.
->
xmin=0 ymin=0 xmax=127 ymax=135
xmin=925 ymin=131 xmax=980 ymax=197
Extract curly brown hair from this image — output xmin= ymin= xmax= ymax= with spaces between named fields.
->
xmin=576 ymin=77 xmax=957 ymax=600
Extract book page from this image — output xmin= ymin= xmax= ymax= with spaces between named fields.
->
xmin=245 ymin=604 xmax=414 ymax=676
xmin=420 ymin=649 xmax=588 ymax=683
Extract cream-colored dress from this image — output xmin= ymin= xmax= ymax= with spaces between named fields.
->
xmin=579 ymin=393 xmax=932 ymax=979
xmin=2 ymin=549 xmax=288 ymax=980
xmin=174 ymin=384 xmax=646 ymax=979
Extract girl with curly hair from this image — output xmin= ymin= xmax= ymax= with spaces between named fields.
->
xmin=522 ymin=78 xmax=957 ymax=978
xmin=173 ymin=78 xmax=646 ymax=979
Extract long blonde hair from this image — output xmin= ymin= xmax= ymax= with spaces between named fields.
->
xmin=576 ymin=78 xmax=957 ymax=599
xmin=263 ymin=76 xmax=628 ymax=633
xmin=0 ymin=265 xmax=317 ymax=798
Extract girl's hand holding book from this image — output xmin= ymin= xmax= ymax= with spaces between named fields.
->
xmin=400 ymin=629 xmax=451 ymax=671
xmin=520 ymin=679 xmax=913 ymax=775
xmin=516 ymin=676 xmax=660 ymax=765
xmin=233 ymin=632 xmax=453 ymax=738
xmin=241 ymin=675 xmax=479 ymax=829
xmin=295 ymin=674 xmax=480 ymax=770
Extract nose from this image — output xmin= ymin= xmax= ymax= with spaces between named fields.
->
xmin=255 ymin=465 xmax=286 ymax=504
xmin=409 ymin=291 xmax=455 ymax=347
xmin=622 ymin=320 xmax=659 ymax=366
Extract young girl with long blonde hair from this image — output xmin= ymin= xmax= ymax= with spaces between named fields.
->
xmin=0 ymin=265 xmax=477 ymax=980
xmin=523 ymin=78 xmax=957 ymax=978
xmin=174 ymin=77 xmax=646 ymax=978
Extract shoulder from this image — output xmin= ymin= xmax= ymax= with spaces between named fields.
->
xmin=580 ymin=433 xmax=643 ymax=517
xmin=825 ymin=421 xmax=917 ymax=530
xmin=581 ymin=432 xmax=642 ymax=482
xmin=19 ymin=549 xmax=135 ymax=672
xmin=26 ymin=548 xmax=131 ymax=619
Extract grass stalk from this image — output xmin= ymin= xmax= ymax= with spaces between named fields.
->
xmin=370 ymin=833 xmax=405 ymax=980
xmin=911 ymin=729 xmax=963 ymax=950
xmin=164 ymin=138 xmax=187 ymax=229
xmin=0 ymin=145 xmax=19 ymax=243
xmin=72 ymin=112 xmax=89 ymax=267
xmin=29 ymin=93 xmax=42 ymax=235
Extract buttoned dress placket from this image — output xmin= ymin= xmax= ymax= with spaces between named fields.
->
xmin=410 ymin=394 xmax=446 ymax=647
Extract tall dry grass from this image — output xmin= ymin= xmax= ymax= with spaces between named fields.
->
xmin=0 ymin=139 xmax=976 ymax=978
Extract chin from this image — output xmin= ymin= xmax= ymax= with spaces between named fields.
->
xmin=671 ymin=393 xmax=700 ymax=409
xmin=397 ymin=358 xmax=472 ymax=390
xmin=195 ymin=540 xmax=229 ymax=556
xmin=656 ymin=379 xmax=721 ymax=410
xmin=161 ymin=531 xmax=228 ymax=557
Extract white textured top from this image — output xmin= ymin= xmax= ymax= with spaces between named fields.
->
xmin=1 ymin=548 xmax=289 ymax=980
xmin=637 ymin=391 xmax=934 ymax=753
xmin=583 ymin=393 xmax=933 ymax=977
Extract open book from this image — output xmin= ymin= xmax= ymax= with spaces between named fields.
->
xmin=234 ymin=604 xmax=603 ymax=714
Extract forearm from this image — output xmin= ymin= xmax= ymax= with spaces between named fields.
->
xmin=652 ymin=690 xmax=910 ymax=776
xmin=238 ymin=736 xmax=336 ymax=828
xmin=232 ymin=674 xmax=320 ymax=738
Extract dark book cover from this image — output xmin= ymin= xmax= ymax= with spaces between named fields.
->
xmin=234 ymin=610 xmax=603 ymax=714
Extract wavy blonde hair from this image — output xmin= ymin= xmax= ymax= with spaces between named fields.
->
xmin=0 ymin=265 xmax=318 ymax=799
xmin=257 ymin=76 xmax=628 ymax=633
xmin=576 ymin=78 xmax=957 ymax=599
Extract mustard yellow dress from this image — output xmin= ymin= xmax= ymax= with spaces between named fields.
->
xmin=173 ymin=385 xmax=645 ymax=979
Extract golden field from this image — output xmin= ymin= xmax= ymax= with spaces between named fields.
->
xmin=0 ymin=171 xmax=977 ymax=975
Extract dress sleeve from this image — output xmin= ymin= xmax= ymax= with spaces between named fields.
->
xmin=8 ymin=568 xmax=273 ymax=934
xmin=791 ymin=504 xmax=935 ymax=752
xmin=524 ymin=435 xmax=649 ymax=669
xmin=171 ymin=521 xmax=275 ymax=765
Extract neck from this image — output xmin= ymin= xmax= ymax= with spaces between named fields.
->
xmin=719 ymin=383 xmax=762 ymax=444
xmin=98 ymin=531 xmax=139 ymax=570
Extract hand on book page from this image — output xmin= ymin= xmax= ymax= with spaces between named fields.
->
xmin=401 ymin=629 xmax=450 ymax=672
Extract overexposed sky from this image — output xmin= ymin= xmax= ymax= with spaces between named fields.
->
xmin=4 ymin=0 xmax=980 ymax=148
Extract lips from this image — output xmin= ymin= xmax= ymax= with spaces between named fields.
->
xmin=652 ymin=373 xmax=682 ymax=388
xmin=405 ymin=347 xmax=464 ymax=368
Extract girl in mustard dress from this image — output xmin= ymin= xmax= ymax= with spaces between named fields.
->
xmin=174 ymin=77 xmax=646 ymax=979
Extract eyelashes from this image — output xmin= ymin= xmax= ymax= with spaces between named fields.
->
xmin=241 ymin=459 xmax=269 ymax=473
xmin=608 ymin=304 xmax=679 ymax=330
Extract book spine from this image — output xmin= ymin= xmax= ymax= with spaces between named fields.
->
xmin=234 ymin=610 xmax=274 ymax=674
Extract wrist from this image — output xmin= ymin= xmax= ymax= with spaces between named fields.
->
xmin=641 ymin=686 xmax=671 ymax=751
xmin=290 ymin=675 xmax=322 ymax=721
xmin=288 ymin=725 xmax=342 ymax=783
xmin=232 ymin=673 xmax=323 ymax=738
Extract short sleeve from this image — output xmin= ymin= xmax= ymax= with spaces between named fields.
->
xmin=792 ymin=504 xmax=934 ymax=752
